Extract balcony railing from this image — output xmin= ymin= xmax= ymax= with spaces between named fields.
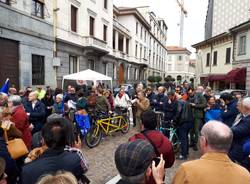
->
xmin=83 ymin=36 xmax=108 ymax=51
xmin=113 ymin=19 xmax=130 ymax=35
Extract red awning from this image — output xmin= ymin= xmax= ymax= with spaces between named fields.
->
xmin=208 ymin=74 xmax=226 ymax=82
xmin=227 ymin=68 xmax=246 ymax=84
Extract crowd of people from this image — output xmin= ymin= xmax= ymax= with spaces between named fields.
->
xmin=0 ymin=81 xmax=249 ymax=184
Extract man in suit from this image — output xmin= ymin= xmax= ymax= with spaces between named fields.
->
xmin=172 ymin=121 xmax=250 ymax=184
xmin=25 ymin=92 xmax=46 ymax=134
xmin=229 ymin=97 xmax=250 ymax=171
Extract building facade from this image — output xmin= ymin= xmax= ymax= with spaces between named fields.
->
xmin=166 ymin=46 xmax=195 ymax=84
xmin=205 ymin=0 xmax=250 ymax=39
xmin=115 ymin=6 xmax=168 ymax=83
xmin=0 ymin=1 xmax=168 ymax=89
xmin=230 ymin=20 xmax=250 ymax=90
xmin=0 ymin=0 xmax=55 ymax=89
xmin=55 ymin=0 xmax=115 ymax=87
xmin=192 ymin=33 xmax=233 ymax=90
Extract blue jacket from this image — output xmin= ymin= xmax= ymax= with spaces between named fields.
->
xmin=25 ymin=101 xmax=46 ymax=133
xmin=220 ymin=100 xmax=238 ymax=127
xmin=155 ymin=93 xmax=166 ymax=112
xmin=22 ymin=148 xmax=86 ymax=184
xmin=229 ymin=115 xmax=250 ymax=170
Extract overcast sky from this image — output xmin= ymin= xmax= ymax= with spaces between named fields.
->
xmin=114 ymin=0 xmax=208 ymax=57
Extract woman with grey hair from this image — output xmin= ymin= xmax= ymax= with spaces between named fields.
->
xmin=8 ymin=95 xmax=32 ymax=149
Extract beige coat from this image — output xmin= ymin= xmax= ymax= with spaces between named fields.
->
xmin=135 ymin=98 xmax=150 ymax=117
xmin=172 ymin=152 xmax=250 ymax=184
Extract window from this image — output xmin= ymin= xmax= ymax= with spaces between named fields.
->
xmin=127 ymin=66 xmax=130 ymax=80
xmin=206 ymin=53 xmax=210 ymax=67
xmin=178 ymin=55 xmax=182 ymax=61
xmin=226 ymin=47 xmax=231 ymax=64
xmin=32 ymin=0 xmax=44 ymax=18
xmin=238 ymin=35 xmax=246 ymax=55
xmin=140 ymin=46 xmax=142 ymax=60
xmin=103 ymin=25 xmax=107 ymax=41
xmin=103 ymin=63 xmax=107 ymax=75
xmin=126 ymin=38 xmax=129 ymax=54
xmin=88 ymin=59 xmax=95 ymax=70
xmin=140 ymin=26 xmax=143 ymax=39
xmin=134 ymin=69 xmax=138 ymax=80
xmin=136 ymin=22 xmax=138 ymax=35
xmin=69 ymin=56 xmax=78 ymax=74
xmin=32 ymin=54 xmax=45 ymax=85
xmin=89 ymin=16 xmax=95 ymax=36
xmin=112 ymin=30 xmax=115 ymax=49
xmin=104 ymin=0 xmax=108 ymax=9
xmin=213 ymin=51 xmax=217 ymax=65
xmin=71 ymin=5 xmax=77 ymax=32
xmin=144 ymin=47 xmax=146 ymax=59
xmin=113 ymin=64 xmax=117 ymax=79
xmin=135 ymin=44 xmax=138 ymax=57
xmin=168 ymin=64 xmax=172 ymax=71
xmin=144 ymin=30 xmax=147 ymax=42
xmin=149 ymin=50 xmax=151 ymax=65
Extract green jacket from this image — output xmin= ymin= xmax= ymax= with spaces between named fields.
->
xmin=193 ymin=93 xmax=207 ymax=119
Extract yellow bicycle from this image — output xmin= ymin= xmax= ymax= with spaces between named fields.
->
xmin=85 ymin=111 xmax=130 ymax=148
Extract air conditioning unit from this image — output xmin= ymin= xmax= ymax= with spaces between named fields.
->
xmin=53 ymin=57 xmax=61 ymax=67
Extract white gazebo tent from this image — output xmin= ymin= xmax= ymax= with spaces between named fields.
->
xmin=62 ymin=69 xmax=112 ymax=89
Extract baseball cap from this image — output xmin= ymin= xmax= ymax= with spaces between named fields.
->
xmin=115 ymin=140 xmax=155 ymax=177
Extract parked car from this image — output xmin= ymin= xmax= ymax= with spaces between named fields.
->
xmin=215 ymin=89 xmax=248 ymax=99
xmin=113 ymin=84 xmax=135 ymax=98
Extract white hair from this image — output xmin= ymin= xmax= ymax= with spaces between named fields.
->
xmin=8 ymin=95 xmax=22 ymax=106
xmin=56 ymin=94 xmax=63 ymax=99
xmin=242 ymin=97 xmax=250 ymax=109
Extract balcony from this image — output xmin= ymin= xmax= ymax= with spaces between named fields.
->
xmin=113 ymin=50 xmax=129 ymax=61
xmin=83 ymin=36 xmax=109 ymax=56
xmin=113 ymin=19 xmax=130 ymax=35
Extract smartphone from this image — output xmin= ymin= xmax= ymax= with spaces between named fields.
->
xmin=152 ymin=157 xmax=161 ymax=167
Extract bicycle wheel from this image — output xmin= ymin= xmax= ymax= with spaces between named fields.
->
xmin=120 ymin=116 xmax=130 ymax=134
xmin=84 ymin=125 xmax=102 ymax=148
xmin=171 ymin=133 xmax=181 ymax=153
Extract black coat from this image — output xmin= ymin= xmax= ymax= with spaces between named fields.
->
xmin=22 ymin=148 xmax=85 ymax=184
xmin=220 ymin=100 xmax=239 ymax=127
xmin=147 ymin=92 xmax=157 ymax=109
xmin=229 ymin=115 xmax=250 ymax=170
xmin=25 ymin=101 xmax=46 ymax=133
xmin=163 ymin=99 xmax=178 ymax=121
xmin=155 ymin=93 xmax=166 ymax=111
xmin=0 ymin=138 xmax=18 ymax=184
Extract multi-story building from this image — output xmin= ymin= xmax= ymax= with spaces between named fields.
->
xmin=205 ymin=0 xmax=250 ymax=39
xmin=192 ymin=33 xmax=233 ymax=90
xmin=0 ymin=0 xmax=55 ymax=89
xmin=166 ymin=46 xmax=195 ymax=84
xmin=0 ymin=1 xmax=168 ymax=88
xmin=115 ymin=6 xmax=168 ymax=82
xmin=229 ymin=20 xmax=250 ymax=90
xmin=55 ymin=0 xmax=115 ymax=87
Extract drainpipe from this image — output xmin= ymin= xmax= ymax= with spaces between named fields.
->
xmin=53 ymin=0 xmax=58 ymax=86
xmin=209 ymin=43 xmax=213 ymax=87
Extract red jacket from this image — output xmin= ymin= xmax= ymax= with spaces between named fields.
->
xmin=129 ymin=130 xmax=175 ymax=168
xmin=11 ymin=105 xmax=32 ymax=149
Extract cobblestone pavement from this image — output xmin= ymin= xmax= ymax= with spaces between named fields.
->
xmin=82 ymin=127 xmax=200 ymax=184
